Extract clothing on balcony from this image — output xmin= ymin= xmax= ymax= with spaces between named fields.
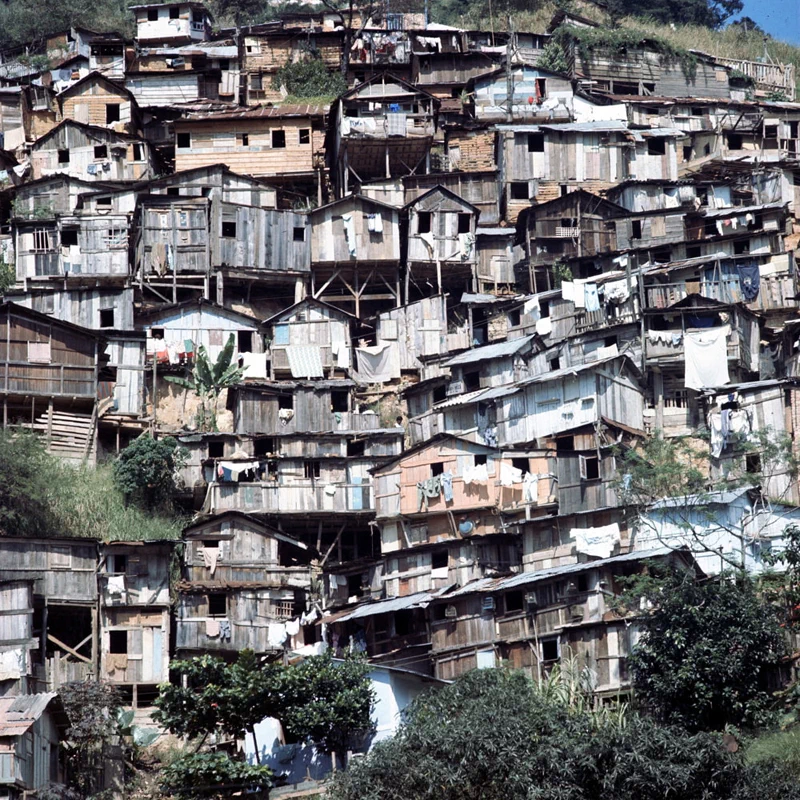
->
xmin=684 ymin=325 xmax=730 ymax=390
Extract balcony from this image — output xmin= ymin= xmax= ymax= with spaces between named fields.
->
xmin=644 ymin=327 xmax=740 ymax=363
xmin=645 ymin=274 xmax=797 ymax=312
xmin=204 ymin=480 xmax=374 ymax=515
xmin=341 ymin=114 xmax=435 ymax=139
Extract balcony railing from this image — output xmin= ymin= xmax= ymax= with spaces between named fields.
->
xmin=645 ymin=275 xmax=797 ymax=312
xmin=205 ymin=480 xmax=374 ymax=514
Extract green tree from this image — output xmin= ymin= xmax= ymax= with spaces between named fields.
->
xmin=152 ymin=651 xmax=374 ymax=796
xmin=627 ymin=570 xmax=786 ymax=731
xmin=164 ymin=334 xmax=244 ymax=431
xmin=330 ymin=666 xmax=798 ymax=800
xmin=272 ymin=53 xmax=347 ymax=99
xmin=160 ymin=752 xmax=273 ymax=799
xmin=0 ymin=431 xmax=59 ymax=537
xmin=112 ymin=433 xmax=186 ymax=512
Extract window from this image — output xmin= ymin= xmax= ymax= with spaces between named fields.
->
xmin=147 ymin=8 xmax=158 ymax=20
xmin=61 ymin=229 xmax=78 ymax=246
xmin=222 ymin=221 xmax=236 ymax=237
xmin=548 ymin=356 xmax=560 ymax=370
xmin=132 ymin=143 xmax=142 ymax=161
xmin=278 ymin=394 xmax=293 ymax=410
xmin=271 ymin=130 xmax=286 ymax=148
xmin=33 ymin=229 xmax=52 ymax=252
xmin=630 ymin=220 xmax=642 ymax=239
xmin=746 ymin=453 xmax=761 ymax=474
xmin=347 ymin=439 xmax=365 ymax=457
xmin=272 ymin=599 xmax=294 ymax=619
xmin=109 ymin=631 xmax=128 ymax=654
xmin=58 ymin=149 xmax=70 ymax=164
xmin=686 ymin=245 xmax=702 ymax=258
xmin=94 ymin=145 xmax=108 ymax=159
xmin=474 ymin=454 xmax=487 ymax=466
xmin=417 ymin=211 xmax=431 ymax=234
xmin=512 ymin=457 xmax=529 ymax=473
xmin=764 ymin=124 xmax=779 ymax=139
xmin=293 ymin=226 xmax=305 ymax=242
xmin=208 ymin=441 xmax=224 ymax=458
xmin=106 ymin=104 xmax=120 ymax=124
xmin=504 ymin=590 xmax=524 ymax=613
xmin=647 ymin=138 xmax=666 ymax=155
xmin=431 ymin=551 xmax=448 ymax=570
xmin=109 ymin=554 xmax=127 ymax=573
xmin=433 ymin=603 xmax=449 ymax=621
xmin=99 ymin=308 xmax=114 ymax=328
xmin=254 ymin=437 xmax=275 ymax=456
xmin=177 ymin=132 xmax=191 ymax=148
xmin=167 ymin=187 xmax=180 ymax=196
xmin=557 ymin=436 xmax=574 ymax=452
xmin=579 ymin=454 xmax=600 ymax=481
xmin=683 ymin=145 xmax=692 ymax=161
xmin=219 ymin=59 xmax=230 ymax=70
xmin=237 ymin=330 xmax=252 ymax=353
xmin=541 ymin=637 xmax=559 ymax=662
xmin=249 ymin=73 xmax=263 ymax=90
xmin=331 ymin=390 xmax=349 ymax=412
xmin=734 ymin=239 xmax=750 ymax=255
xmin=457 ymin=213 xmax=471 ymax=234
xmin=527 ymin=133 xmax=544 ymax=152
xmin=463 ymin=370 xmax=480 ymax=391
xmin=304 ymin=460 xmax=321 ymax=479
xmin=239 ymin=133 xmax=249 ymax=146
xmin=432 ymin=383 xmax=447 ymax=403
xmin=394 ymin=610 xmax=412 ymax=636
xmin=430 ymin=462 xmax=444 ymax=477
xmin=106 ymin=228 xmax=127 ymax=249
xmin=169 ymin=5 xmax=179 ymax=17
xmin=508 ymin=309 xmax=521 ymax=327
xmin=577 ymin=574 xmax=588 ymax=593
xmin=207 ymin=593 xmax=227 ymax=616
xmin=726 ymin=133 xmax=743 ymax=150
xmin=510 ymin=182 xmax=531 ymax=200
xmin=299 ymin=128 xmax=310 ymax=144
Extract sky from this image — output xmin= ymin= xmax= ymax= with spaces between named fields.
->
xmin=738 ymin=0 xmax=800 ymax=46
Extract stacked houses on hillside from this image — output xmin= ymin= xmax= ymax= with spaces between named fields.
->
xmin=1 ymin=1 xmax=800 ymax=790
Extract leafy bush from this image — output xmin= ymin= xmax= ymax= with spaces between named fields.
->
xmin=160 ymin=752 xmax=273 ymax=799
xmin=628 ymin=571 xmax=786 ymax=731
xmin=112 ymin=433 xmax=186 ymax=512
xmin=272 ymin=54 xmax=346 ymax=99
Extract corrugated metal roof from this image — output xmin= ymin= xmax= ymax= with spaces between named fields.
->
xmin=331 ymin=588 xmax=449 ymax=622
xmin=0 ymin=693 xmax=57 ymax=737
xmin=443 ymin=334 xmax=535 ymax=367
xmin=440 ymin=547 xmax=676 ymax=599
xmin=648 ymin=487 xmax=753 ymax=510
xmin=180 ymin=104 xmax=328 ymax=122
xmin=516 ymin=353 xmax=627 ymax=387
xmin=701 ymin=201 xmax=785 ymax=218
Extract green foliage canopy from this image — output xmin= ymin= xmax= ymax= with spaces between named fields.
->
xmin=272 ymin=53 xmax=347 ymax=99
xmin=330 ymin=667 xmax=800 ymax=800
xmin=628 ymin=571 xmax=786 ymax=731
xmin=112 ymin=433 xmax=185 ymax=512
xmin=160 ymin=752 xmax=273 ymax=799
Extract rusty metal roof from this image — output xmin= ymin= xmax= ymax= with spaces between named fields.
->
xmin=0 ymin=693 xmax=57 ymax=738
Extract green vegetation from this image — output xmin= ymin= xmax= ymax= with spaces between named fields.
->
xmin=272 ymin=54 xmax=347 ymax=100
xmin=605 ymin=0 xmax=743 ymax=28
xmin=112 ymin=433 xmax=186 ymax=513
xmin=551 ymin=23 xmax=699 ymax=79
xmin=153 ymin=650 xmax=374 ymax=797
xmin=626 ymin=570 xmax=786 ymax=731
xmin=329 ymin=666 xmax=800 ymax=800
xmin=164 ymin=334 xmax=244 ymax=432
xmin=0 ymin=430 xmax=183 ymax=541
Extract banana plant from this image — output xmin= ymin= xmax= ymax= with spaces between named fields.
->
xmin=164 ymin=334 xmax=245 ymax=431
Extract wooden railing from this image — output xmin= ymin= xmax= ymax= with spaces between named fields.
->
xmin=645 ymin=275 xmax=797 ymax=311
xmin=712 ymin=56 xmax=795 ymax=100
xmin=205 ymin=480 xmax=374 ymax=514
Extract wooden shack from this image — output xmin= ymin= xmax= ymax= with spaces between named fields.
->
xmin=404 ymin=186 xmax=480 ymax=295
xmin=175 ymin=512 xmax=314 ymax=655
xmin=559 ymin=31 xmax=733 ymax=98
xmin=0 ymin=693 xmax=66 ymax=796
xmin=643 ymin=294 xmax=760 ymax=436
xmin=0 ymin=581 xmax=36 ymax=695
xmin=329 ymin=74 xmax=439 ymax=195
xmin=310 ymin=195 xmax=401 ymax=316
xmin=30 ymin=120 xmax=153 ymax=182
xmin=469 ymin=65 xmax=573 ymax=122
xmin=0 ymin=303 xmax=103 ymax=462
xmin=493 ymin=354 xmax=645 ymax=447
xmin=0 ymin=536 xmax=98 ymax=688
xmin=264 ymin=298 xmax=353 ymax=379
xmin=427 ymin=547 xmax=687 ymax=687
xmin=413 ymin=50 xmax=502 ymax=98
xmin=57 ymin=72 xmax=140 ymax=135
xmin=98 ymin=542 xmax=173 ymax=705
xmin=173 ymin=105 xmax=327 ymax=195
xmin=131 ymin=1 xmax=212 ymax=45
xmin=147 ymin=164 xmax=277 ymax=207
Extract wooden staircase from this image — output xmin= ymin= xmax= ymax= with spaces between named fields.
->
xmin=32 ymin=407 xmax=97 ymax=463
